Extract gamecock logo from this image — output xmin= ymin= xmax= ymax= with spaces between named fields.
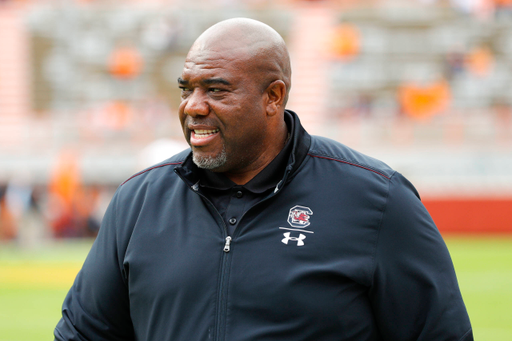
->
xmin=287 ymin=205 xmax=313 ymax=228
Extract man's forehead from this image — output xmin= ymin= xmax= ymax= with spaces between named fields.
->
xmin=181 ymin=45 xmax=254 ymax=77
xmin=180 ymin=57 xmax=241 ymax=84
xmin=180 ymin=19 xmax=284 ymax=84
xmin=182 ymin=54 xmax=238 ymax=73
xmin=187 ymin=40 xmax=252 ymax=63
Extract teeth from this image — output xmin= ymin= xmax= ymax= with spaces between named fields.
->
xmin=194 ymin=129 xmax=219 ymax=138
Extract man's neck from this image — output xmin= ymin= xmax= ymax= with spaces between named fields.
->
xmin=224 ymin=126 xmax=289 ymax=185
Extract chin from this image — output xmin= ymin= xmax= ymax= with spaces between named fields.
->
xmin=192 ymin=148 xmax=227 ymax=170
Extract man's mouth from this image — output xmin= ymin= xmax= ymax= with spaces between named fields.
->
xmin=189 ymin=128 xmax=220 ymax=146
xmin=193 ymin=129 xmax=219 ymax=139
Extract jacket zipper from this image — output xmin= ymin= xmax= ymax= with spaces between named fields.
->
xmin=175 ymin=166 xmax=293 ymax=340
xmin=223 ymin=236 xmax=232 ymax=252
xmin=194 ymin=190 xmax=231 ymax=341
xmin=216 ymin=238 xmax=231 ymax=341
xmin=174 ymin=172 xmax=232 ymax=341
xmin=211 ymin=170 xmax=292 ymax=339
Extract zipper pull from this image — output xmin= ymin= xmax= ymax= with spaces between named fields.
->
xmin=223 ymin=236 xmax=232 ymax=253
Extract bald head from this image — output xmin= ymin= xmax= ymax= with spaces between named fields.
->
xmin=189 ymin=18 xmax=292 ymax=105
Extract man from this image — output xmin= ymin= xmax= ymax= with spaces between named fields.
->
xmin=55 ymin=18 xmax=473 ymax=340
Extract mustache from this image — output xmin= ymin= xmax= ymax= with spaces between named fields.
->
xmin=185 ymin=117 xmax=219 ymax=127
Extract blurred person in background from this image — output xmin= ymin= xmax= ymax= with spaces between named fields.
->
xmin=0 ymin=173 xmax=48 ymax=246
xmin=55 ymin=18 xmax=472 ymax=341
xmin=0 ymin=183 xmax=16 ymax=240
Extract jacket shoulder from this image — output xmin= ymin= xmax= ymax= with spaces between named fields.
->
xmin=308 ymin=135 xmax=395 ymax=180
xmin=120 ymin=148 xmax=190 ymax=188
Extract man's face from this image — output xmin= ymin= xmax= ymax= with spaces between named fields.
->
xmin=178 ymin=44 xmax=270 ymax=173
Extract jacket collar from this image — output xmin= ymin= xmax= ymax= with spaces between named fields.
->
xmin=283 ymin=109 xmax=311 ymax=184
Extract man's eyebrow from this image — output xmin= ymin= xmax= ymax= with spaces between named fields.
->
xmin=177 ymin=77 xmax=231 ymax=86
xmin=203 ymin=78 xmax=231 ymax=86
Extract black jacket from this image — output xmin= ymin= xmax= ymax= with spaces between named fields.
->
xmin=55 ymin=110 xmax=472 ymax=341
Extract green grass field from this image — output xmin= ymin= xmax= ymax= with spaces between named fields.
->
xmin=1 ymin=236 xmax=511 ymax=340
xmin=0 ymin=240 xmax=93 ymax=341
xmin=446 ymin=235 xmax=512 ymax=340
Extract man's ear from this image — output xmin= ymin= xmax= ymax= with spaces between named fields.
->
xmin=265 ymin=80 xmax=286 ymax=117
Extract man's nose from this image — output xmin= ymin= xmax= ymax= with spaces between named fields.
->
xmin=184 ymin=90 xmax=209 ymax=117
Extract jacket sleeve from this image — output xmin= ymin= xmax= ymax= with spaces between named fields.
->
xmin=54 ymin=192 xmax=135 ymax=341
xmin=369 ymin=172 xmax=473 ymax=341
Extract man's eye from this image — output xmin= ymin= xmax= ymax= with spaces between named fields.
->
xmin=209 ymin=88 xmax=224 ymax=93
xmin=179 ymin=87 xmax=192 ymax=99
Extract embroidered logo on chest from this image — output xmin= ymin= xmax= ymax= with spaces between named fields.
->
xmin=282 ymin=232 xmax=306 ymax=246
xmin=280 ymin=205 xmax=314 ymax=246
xmin=287 ymin=205 xmax=313 ymax=228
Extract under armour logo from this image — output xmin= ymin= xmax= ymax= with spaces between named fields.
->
xmin=281 ymin=232 xmax=306 ymax=246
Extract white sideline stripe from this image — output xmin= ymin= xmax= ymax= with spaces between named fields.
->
xmin=279 ymin=227 xmax=314 ymax=234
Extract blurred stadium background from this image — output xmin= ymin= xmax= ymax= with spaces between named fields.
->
xmin=0 ymin=0 xmax=511 ymax=340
